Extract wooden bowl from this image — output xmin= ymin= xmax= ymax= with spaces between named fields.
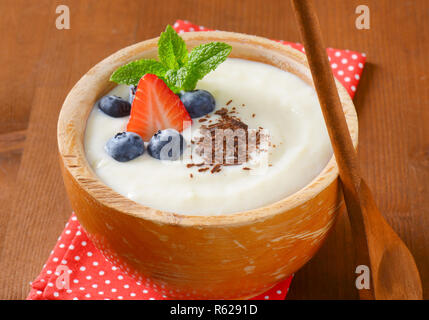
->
xmin=57 ymin=31 xmax=358 ymax=299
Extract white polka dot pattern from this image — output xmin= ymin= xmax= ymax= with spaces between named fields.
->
xmin=27 ymin=213 xmax=292 ymax=300
xmin=27 ymin=20 xmax=365 ymax=300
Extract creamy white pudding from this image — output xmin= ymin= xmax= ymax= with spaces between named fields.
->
xmin=84 ymin=58 xmax=332 ymax=215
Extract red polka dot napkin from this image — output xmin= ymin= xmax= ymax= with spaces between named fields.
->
xmin=27 ymin=21 xmax=365 ymax=300
xmin=28 ymin=213 xmax=292 ymax=300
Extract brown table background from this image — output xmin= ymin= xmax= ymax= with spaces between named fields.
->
xmin=1 ymin=0 xmax=428 ymax=300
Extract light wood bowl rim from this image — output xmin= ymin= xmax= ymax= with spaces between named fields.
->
xmin=57 ymin=31 xmax=358 ymax=227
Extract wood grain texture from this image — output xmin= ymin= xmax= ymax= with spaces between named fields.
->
xmin=0 ymin=132 xmax=25 ymax=272
xmin=292 ymin=0 xmax=422 ymax=299
xmin=0 ymin=1 xmax=51 ymax=134
xmin=0 ymin=0 xmax=428 ymax=299
xmin=0 ymin=131 xmax=26 ymax=153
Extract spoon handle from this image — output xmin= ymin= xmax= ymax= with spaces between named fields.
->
xmin=290 ymin=0 xmax=374 ymax=299
xmin=291 ymin=0 xmax=360 ymax=188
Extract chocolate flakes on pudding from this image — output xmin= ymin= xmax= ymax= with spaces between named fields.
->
xmin=189 ymin=106 xmax=269 ymax=173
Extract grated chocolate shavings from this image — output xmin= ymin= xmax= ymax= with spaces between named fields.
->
xmin=226 ymin=99 xmax=233 ymax=106
xmin=211 ymin=164 xmax=222 ymax=174
xmin=189 ymin=107 xmax=268 ymax=174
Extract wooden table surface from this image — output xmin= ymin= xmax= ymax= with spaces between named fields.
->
xmin=0 ymin=0 xmax=428 ymax=300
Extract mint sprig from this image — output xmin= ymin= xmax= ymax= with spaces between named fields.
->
xmin=158 ymin=25 xmax=188 ymax=69
xmin=110 ymin=25 xmax=232 ymax=93
xmin=110 ymin=59 xmax=167 ymax=86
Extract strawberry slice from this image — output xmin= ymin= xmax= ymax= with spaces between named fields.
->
xmin=127 ymin=74 xmax=192 ymax=141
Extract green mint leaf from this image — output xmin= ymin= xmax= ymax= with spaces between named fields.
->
xmin=111 ymin=26 xmax=231 ymax=93
xmin=158 ymin=25 xmax=188 ymax=70
xmin=181 ymin=42 xmax=232 ymax=91
xmin=174 ymin=66 xmax=199 ymax=92
xmin=163 ymin=69 xmax=183 ymax=94
xmin=110 ymin=59 xmax=167 ymax=86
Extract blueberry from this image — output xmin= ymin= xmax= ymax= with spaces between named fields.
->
xmin=129 ymin=85 xmax=137 ymax=104
xmin=97 ymin=95 xmax=131 ymax=117
xmin=179 ymin=90 xmax=216 ymax=118
xmin=105 ymin=132 xmax=145 ymax=162
xmin=147 ymin=129 xmax=186 ymax=161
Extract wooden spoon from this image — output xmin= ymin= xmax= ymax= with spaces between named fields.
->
xmin=291 ymin=0 xmax=422 ymax=300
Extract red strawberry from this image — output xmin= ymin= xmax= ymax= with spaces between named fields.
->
xmin=127 ymin=74 xmax=192 ymax=141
